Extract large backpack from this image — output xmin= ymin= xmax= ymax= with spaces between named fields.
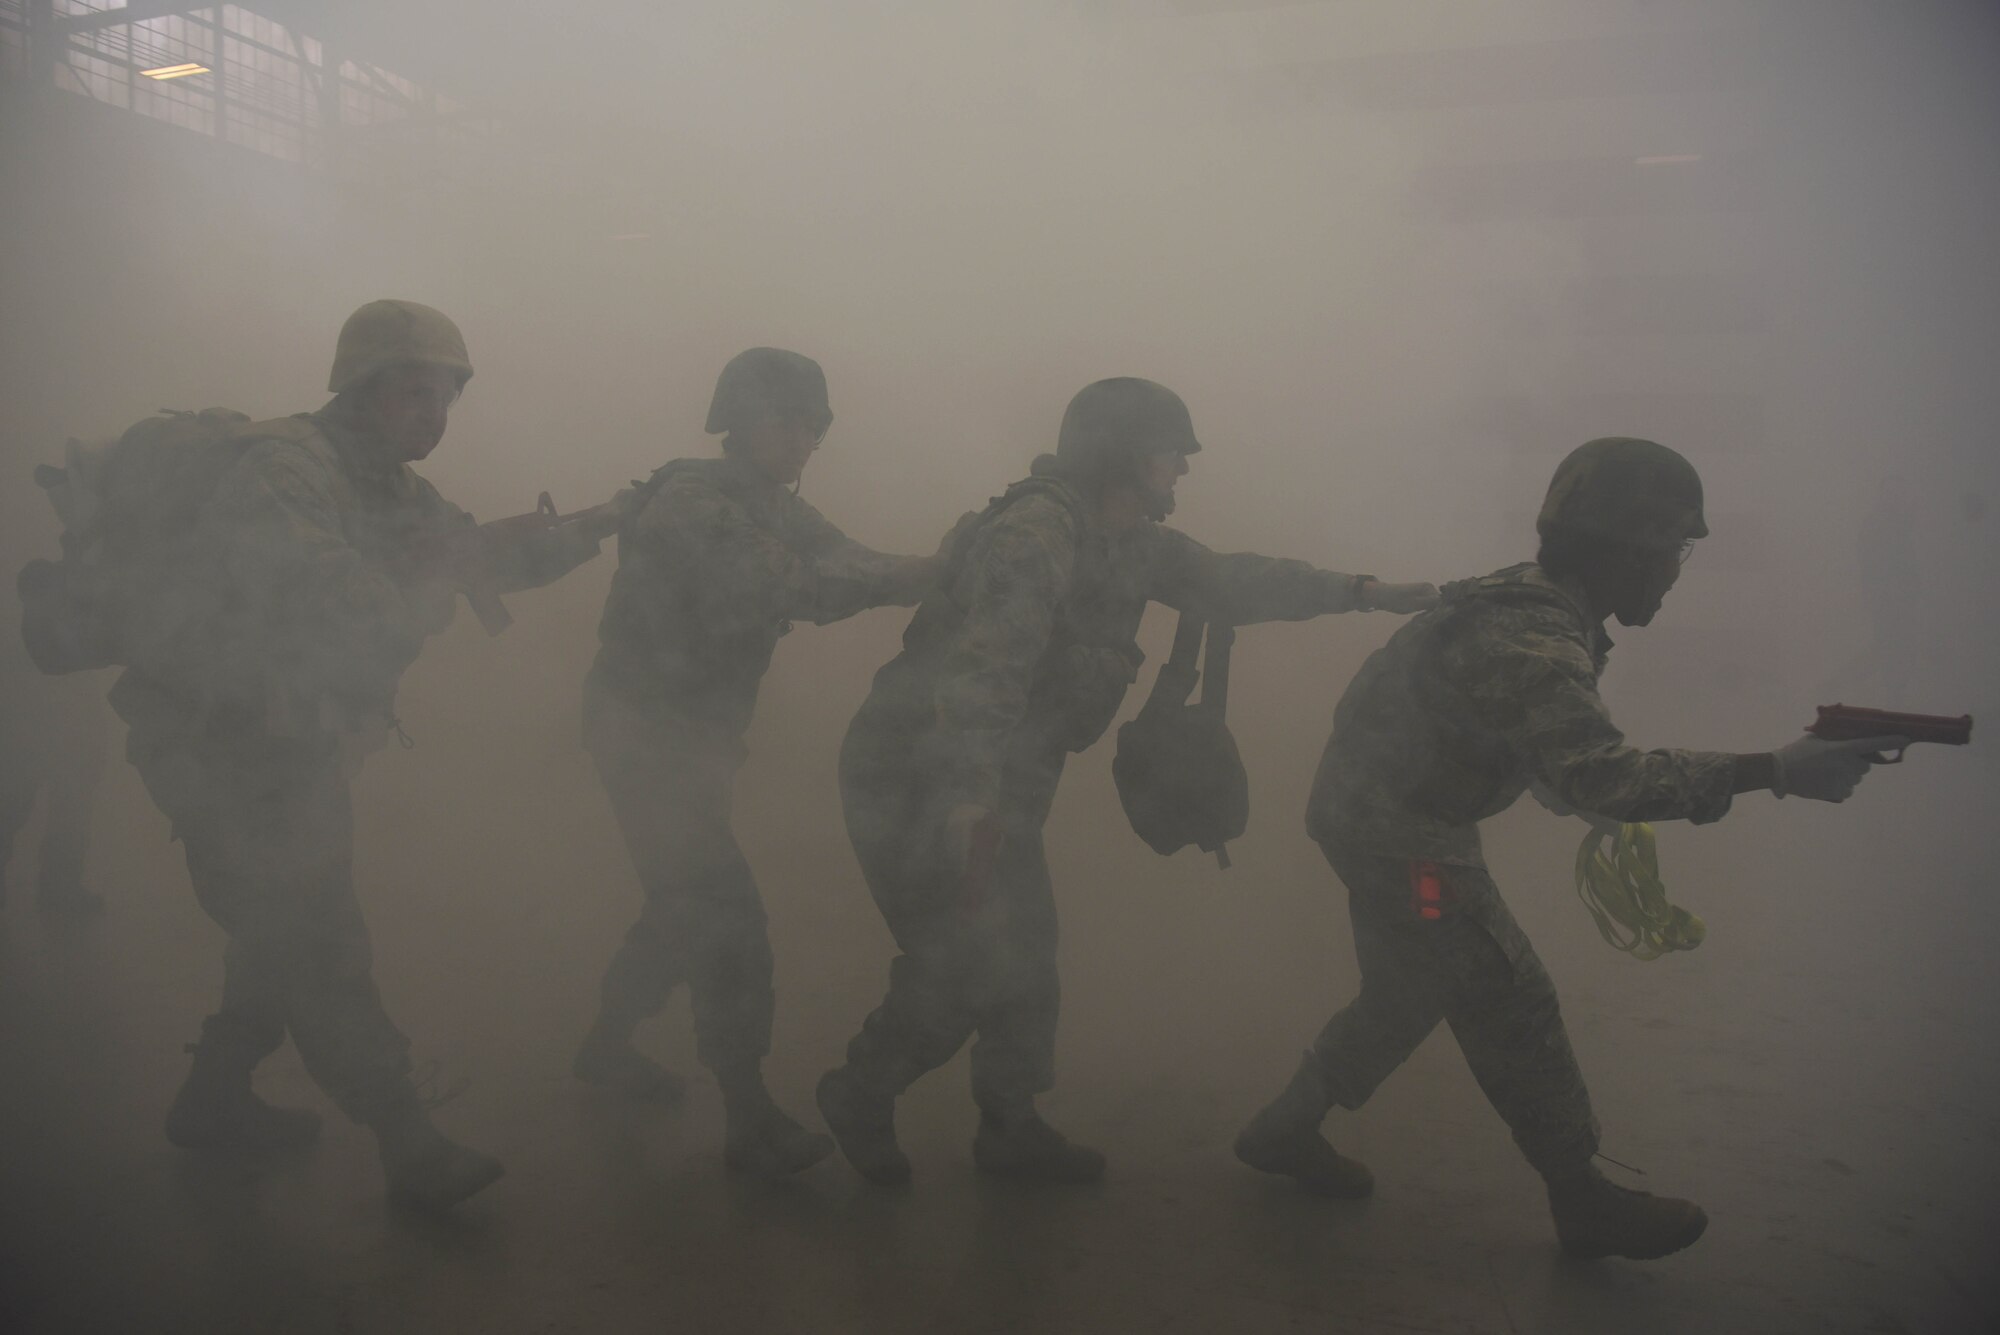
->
xmin=1111 ymin=613 xmax=1250 ymax=868
xmin=17 ymin=407 xmax=275 ymax=675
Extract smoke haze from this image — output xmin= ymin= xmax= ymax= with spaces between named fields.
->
xmin=3 ymin=2 xmax=1996 ymax=1331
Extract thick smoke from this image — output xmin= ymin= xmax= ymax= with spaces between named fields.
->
xmin=2 ymin=2 xmax=1996 ymax=1331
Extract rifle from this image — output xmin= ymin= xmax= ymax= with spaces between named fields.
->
xmin=1807 ymin=704 xmax=1973 ymax=763
xmin=422 ymin=490 xmax=625 ymax=635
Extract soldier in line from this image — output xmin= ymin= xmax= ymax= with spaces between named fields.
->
xmin=1233 ymin=438 xmax=1902 ymax=1259
xmin=815 ymin=378 xmax=1439 ymax=1184
xmin=114 ymin=300 xmax=620 ymax=1211
xmin=573 ymin=348 xmax=938 ymax=1175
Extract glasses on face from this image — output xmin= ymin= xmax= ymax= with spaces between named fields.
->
xmin=1629 ymin=537 xmax=1695 ymax=568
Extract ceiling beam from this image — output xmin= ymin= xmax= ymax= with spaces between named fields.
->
xmin=53 ymin=2 xmax=212 ymax=37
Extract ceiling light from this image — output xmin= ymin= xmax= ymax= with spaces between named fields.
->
xmin=1634 ymin=154 xmax=1702 ymax=166
xmin=140 ymin=62 xmax=209 ymax=80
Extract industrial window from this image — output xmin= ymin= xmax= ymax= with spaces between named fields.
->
xmin=5 ymin=2 xmax=481 ymax=169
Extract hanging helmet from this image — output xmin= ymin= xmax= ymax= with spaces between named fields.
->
xmin=1536 ymin=437 xmax=1708 ymax=549
xmin=705 ymin=347 xmax=831 ymax=435
xmin=1054 ymin=378 xmax=1202 ymax=480
xmin=327 ymin=300 xmax=473 ymax=394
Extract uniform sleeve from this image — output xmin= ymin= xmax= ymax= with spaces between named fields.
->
xmin=1449 ymin=605 xmax=1737 ymax=824
xmin=1147 ymin=526 xmax=1367 ymax=623
xmin=926 ymin=496 xmax=1076 ymax=810
xmin=781 ymin=495 xmax=936 ymax=621
xmin=205 ymin=440 xmax=437 ymax=709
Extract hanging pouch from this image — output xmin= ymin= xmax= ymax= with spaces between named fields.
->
xmin=1111 ymin=613 xmax=1250 ymax=867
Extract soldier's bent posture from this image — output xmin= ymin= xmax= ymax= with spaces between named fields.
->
xmin=1235 ymin=438 xmax=1901 ymax=1259
xmin=575 ymin=348 xmax=935 ymax=1175
xmin=116 ymin=301 xmax=617 ymax=1210
xmin=817 ymin=378 xmax=1438 ymax=1184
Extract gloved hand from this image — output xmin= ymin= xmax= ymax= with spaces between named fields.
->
xmin=1362 ymin=580 xmax=1440 ymax=614
xmin=574 ymin=486 xmax=641 ymax=542
xmin=1769 ymin=734 xmax=1907 ymax=801
xmin=885 ymin=511 xmax=980 ymax=605
xmin=609 ymin=484 xmax=645 ymax=521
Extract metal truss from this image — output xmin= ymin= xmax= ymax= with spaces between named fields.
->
xmin=1 ymin=0 xmax=484 ymax=170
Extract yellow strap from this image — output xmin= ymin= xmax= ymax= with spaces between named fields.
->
xmin=1573 ymin=822 xmax=1706 ymax=961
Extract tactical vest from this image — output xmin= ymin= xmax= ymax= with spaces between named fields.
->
xmin=902 ymin=471 xmax=1143 ymax=755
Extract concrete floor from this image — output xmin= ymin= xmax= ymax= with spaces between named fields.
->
xmin=2 ymin=618 xmax=1995 ymax=1334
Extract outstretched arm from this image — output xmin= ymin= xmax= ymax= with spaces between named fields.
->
xmin=783 ymin=494 xmax=938 ymax=622
xmin=1456 ymin=606 xmax=1737 ymax=824
xmin=1148 ymin=527 xmax=1437 ymax=623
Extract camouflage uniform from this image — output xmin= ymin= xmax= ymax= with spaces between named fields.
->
xmin=836 ymin=458 xmax=1376 ymax=1111
xmin=1300 ymin=561 xmax=1736 ymax=1178
xmin=110 ymin=407 xmax=601 ymax=1126
xmin=583 ymin=453 xmax=931 ymax=1072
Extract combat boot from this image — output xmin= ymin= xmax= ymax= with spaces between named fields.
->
xmin=972 ymin=1104 xmax=1106 ymax=1184
xmin=572 ymin=1032 xmax=688 ymax=1105
xmin=372 ymin=1105 xmax=504 ymax=1212
xmin=1233 ymin=1051 xmax=1373 ymax=1199
xmin=815 ymin=1065 xmax=911 ymax=1185
xmin=717 ymin=1062 xmax=833 ymax=1176
xmin=164 ymin=1044 xmax=322 ymax=1153
xmin=1546 ymin=1165 xmax=1708 ymax=1259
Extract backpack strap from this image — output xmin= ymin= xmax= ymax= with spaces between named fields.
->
xmin=1199 ymin=622 xmax=1234 ymax=716
xmin=1139 ymin=613 xmax=1205 ymax=719
xmin=1136 ymin=614 xmax=1238 ymax=719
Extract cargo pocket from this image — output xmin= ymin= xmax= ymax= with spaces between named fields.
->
xmin=1410 ymin=859 xmax=1535 ymax=983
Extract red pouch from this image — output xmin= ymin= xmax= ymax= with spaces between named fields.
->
xmin=1409 ymin=860 xmax=1447 ymax=921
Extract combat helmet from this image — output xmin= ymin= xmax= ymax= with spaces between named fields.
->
xmin=328 ymin=300 xmax=473 ymax=394
xmin=706 ymin=348 xmax=831 ymax=436
xmin=1055 ymin=378 xmax=1202 ymax=481
xmin=1537 ymin=437 xmax=1708 ymax=550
